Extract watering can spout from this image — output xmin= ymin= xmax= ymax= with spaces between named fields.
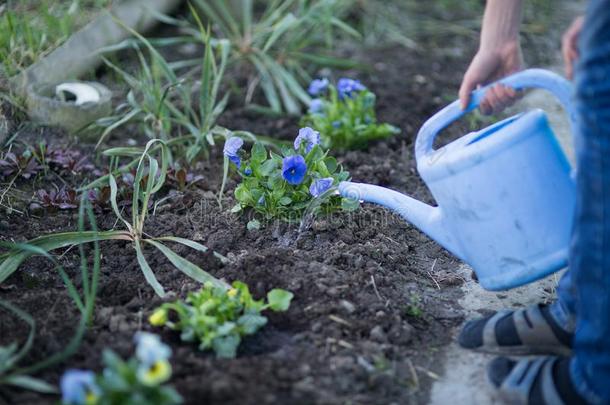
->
xmin=338 ymin=181 xmax=465 ymax=260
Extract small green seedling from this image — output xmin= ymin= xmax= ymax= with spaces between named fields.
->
xmin=405 ymin=295 xmax=423 ymax=318
xmin=149 ymin=281 xmax=293 ymax=358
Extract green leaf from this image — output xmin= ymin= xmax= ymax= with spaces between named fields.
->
xmin=266 ymin=289 xmax=294 ymax=312
xmin=212 ymin=334 xmax=241 ymax=358
xmin=247 ymin=219 xmax=261 ymax=231
xmin=267 ymin=173 xmax=284 ymax=191
xmin=0 ymin=231 xmax=129 ymax=284
xmin=154 ymin=236 xmax=230 ymax=264
xmin=237 ymin=313 xmax=268 ymax=334
xmin=278 ymin=196 xmax=292 ymax=206
xmin=259 ymin=159 xmax=277 ymax=176
xmin=134 ymin=241 xmax=166 ymax=297
xmin=235 ymin=184 xmax=252 ymax=203
xmin=324 ymin=157 xmax=338 ymax=173
xmin=251 ymin=142 xmax=267 ymax=163
xmin=270 ymin=152 xmax=283 ymax=164
xmin=3 ymin=375 xmax=57 ymax=393
xmin=145 ymin=240 xmax=226 ymax=290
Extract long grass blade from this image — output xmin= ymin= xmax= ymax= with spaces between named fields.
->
xmin=0 ymin=231 xmax=129 ymax=284
xmin=0 ymin=300 xmax=35 ymax=369
xmin=154 ymin=236 xmax=230 ymax=264
xmin=134 ymin=241 xmax=166 ymax=297
xmin=145 ymin=239 xmax=228 ymax=289
xmin=3 ymin=375 xmax=57 ymax=394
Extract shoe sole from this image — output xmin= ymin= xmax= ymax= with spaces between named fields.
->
xmin=468 ymin=344 xmax=572 ymax=357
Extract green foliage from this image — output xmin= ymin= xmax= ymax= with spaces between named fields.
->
xmin=150 ymin=281 xmax=293 ymax=358
xmin=229 ymin=129 xmax=354 ymax=223
xmin=404 ymin=295 xmax=423 ymax=318
xmin=96 ymin=19 xmax=229 ymax=162
xmin=189 ymin=0 xmax=360 ymax=114
xmin=0 ymin=0 xmax=110 ymax=78
xmin=0 ymin=200 xmax=100 ymax=394
xmin=0 ymin=141 xmax=228 ymax=297
xmin=301 ymin=81 xmax=400 ymax=150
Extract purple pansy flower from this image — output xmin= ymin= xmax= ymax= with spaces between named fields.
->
xmin=223 ymin=137 xmax=244 ymax=168
xmin=294 ymin=127 xmax=320 ymax=153
xmin=282 ymin=155 xmax=307 ymax=185
xmin=60 ymin=369 xmax=100 ymax=405
xmin=308 ymin=78 xmax=329 ymax=96
xmin=309 ymin=98 xmax=324 ymax=114
xmin=309 ymin=177 xmax=334 ymax=197
xmin=337 ymin=78 xmax=366 ymax=99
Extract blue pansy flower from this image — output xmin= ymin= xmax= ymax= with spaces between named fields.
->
xmin=309 ymin=98 xmax=324 ymax=114
xmin=134 ymin=332 xmax=172 ymax=386
xmin=332 ymin=120 xmax=342 ymax=128
xmin=135 ymin=332 xmax=171 ymax=365
xmin=244 ymin=167 xmax=252 ymax=176
xmin=223 ymin=137 xmax=244 ymax=168
xmin=294 ymin=127 xmax=320 ymax=153
xmin=61 ymin=369 xmax=100 ymax=405
xmin=309 ymin=177 xmax=334 ymax=197
xmin=308 ymin=78 xmax=329 ymax=96
xmin=337 ymin=78 xmax=366 ymax=99
xmin=282 ymin=155 xmax=307 ymax=185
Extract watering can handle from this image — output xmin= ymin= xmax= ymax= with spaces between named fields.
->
xmin=415 ymin=68 xmax=576 ymax=160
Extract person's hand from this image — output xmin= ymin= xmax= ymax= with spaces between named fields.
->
xmin=562 ymin=16 xmax=584 ymax=80
xmin=459 ymin=41 xmax=524 ymax=114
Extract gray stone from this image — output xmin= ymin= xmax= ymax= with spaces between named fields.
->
xmin=369 ymin=325 xmax=387 ymax=343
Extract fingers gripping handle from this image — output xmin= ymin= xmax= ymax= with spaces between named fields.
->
xmin=414 ymin=69 xmax=576 ymax=160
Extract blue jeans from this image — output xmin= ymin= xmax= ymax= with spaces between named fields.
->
xmin=550 ymin=0 xmax=610 ymax=402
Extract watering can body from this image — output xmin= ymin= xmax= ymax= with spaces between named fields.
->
xmin=339 ymin=69 xmax=576 ymax=291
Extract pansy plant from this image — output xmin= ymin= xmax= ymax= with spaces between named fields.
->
xmin=59 ymin=333 xmax=181 ymax=405
xmin=300 ymin=78 xmax=400 ymax=150
xmin=149 ymin=281 xmax=293 ymax=359
xmin=224 ymin=127 xmax=355 ymax=224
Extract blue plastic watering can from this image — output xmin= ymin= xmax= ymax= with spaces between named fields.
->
xmin=338 ymin=69 xmax=577 ymax=291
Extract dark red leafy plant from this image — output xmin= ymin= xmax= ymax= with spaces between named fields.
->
xmin=0 ymin=152 xmax=43 ymax=179
xmin=167 ymin=166 xmax=204 ymax=191
xmin=46 ymin=148 xmax=96 ymax=175
xmin=33 ymin=187 xmax=79 ymax=210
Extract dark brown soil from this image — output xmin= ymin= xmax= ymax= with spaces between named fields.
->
xmin=0 ymin=5 xmax=569 ymax=403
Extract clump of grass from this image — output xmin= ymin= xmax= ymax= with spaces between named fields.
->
xmin=96 ymin=14 xmax=229 ymax=162
xmin=0 ymin=140 xmax=228 ymax=297
xmin=0 ymin=0 xmax=111 ymax=78
xmin=186 ymin=0 xmax=361 ymax=114
xmin=0 ymin=199 xmax=100 ymax=393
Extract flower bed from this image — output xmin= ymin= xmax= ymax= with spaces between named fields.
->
xmin=0 ymin=41 xmax=474 ymax=404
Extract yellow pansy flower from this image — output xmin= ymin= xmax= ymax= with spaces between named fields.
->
xmin=149 ymin=308 xmax=168 ymax=326
xmin=137 ymin=360 xmax=172 ymax=386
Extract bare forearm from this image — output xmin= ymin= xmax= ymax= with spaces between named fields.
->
xmin=480 ymin=0 xmax=523 ymax=51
